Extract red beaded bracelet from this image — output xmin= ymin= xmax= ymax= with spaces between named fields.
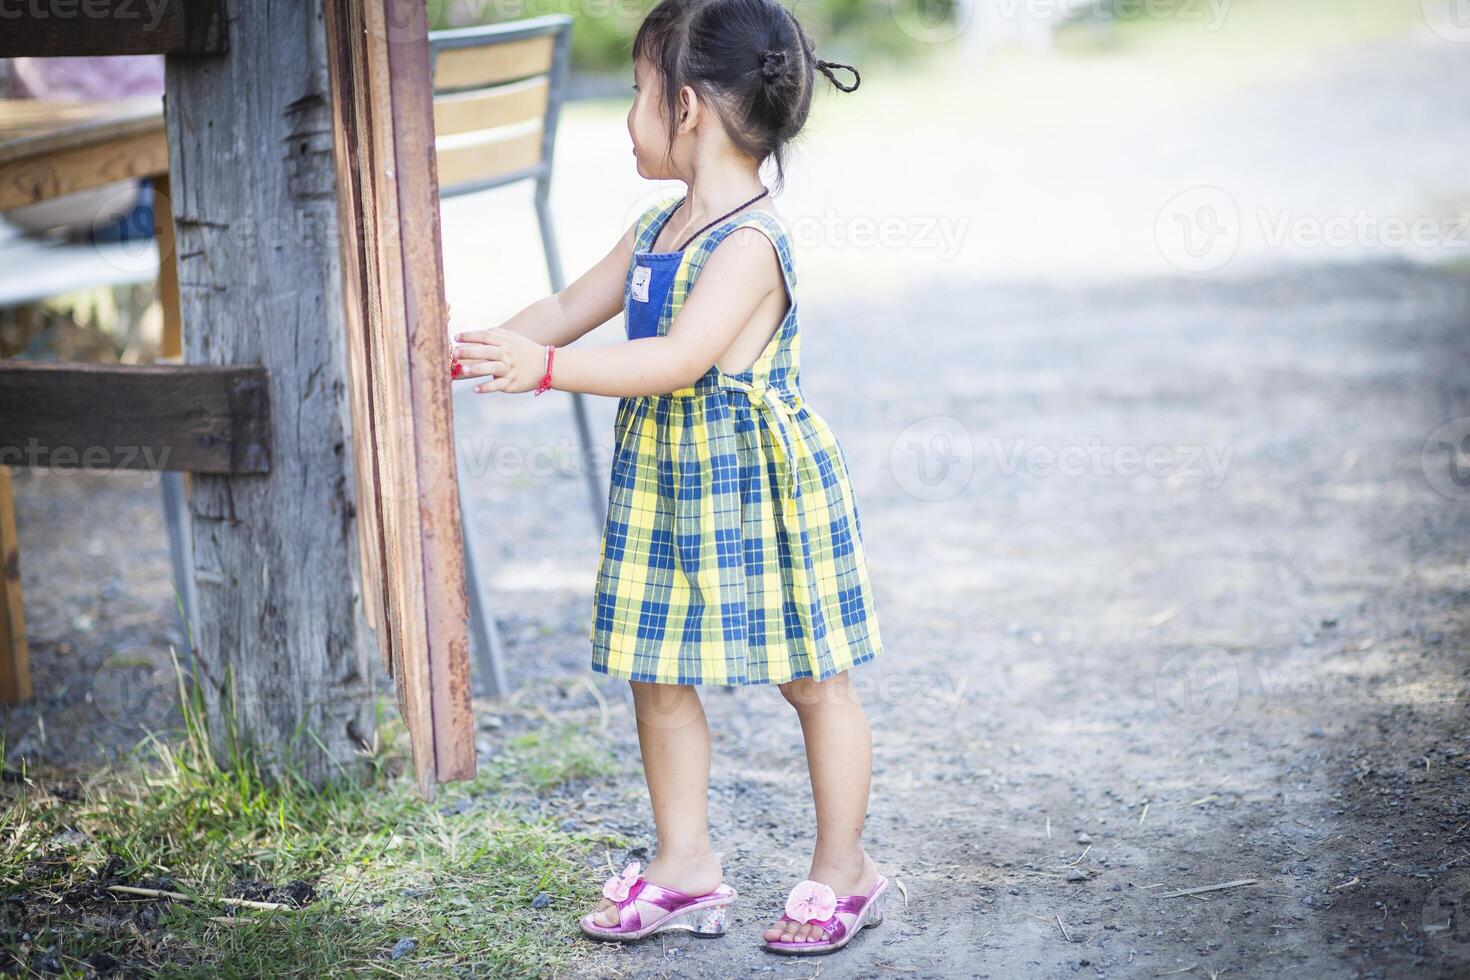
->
xmin=534 ymin=344 xmax=555 ymax=396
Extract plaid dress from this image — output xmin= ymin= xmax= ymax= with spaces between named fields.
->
xmin=589 ymin=196 xmax=883 ymax=685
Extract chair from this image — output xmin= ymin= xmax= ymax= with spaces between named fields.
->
xmin=429 ymin=16 xmax=602 ymax=696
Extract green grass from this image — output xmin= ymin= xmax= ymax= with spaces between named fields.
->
xmin=0 ymin=666 xmax=619 ymax=978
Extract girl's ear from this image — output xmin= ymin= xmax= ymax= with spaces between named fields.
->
xmin=676 ymin=84 xmax=701 ymax=135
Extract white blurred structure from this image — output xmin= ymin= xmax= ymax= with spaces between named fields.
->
xmin=957 ymin=0 xmax=1103 ymax=55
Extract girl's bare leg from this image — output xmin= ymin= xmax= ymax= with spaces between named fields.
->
xmin=763 ymin=671 xmax=880 ymax=944
xmin=592 ymin=681 xmax=724 ymax=927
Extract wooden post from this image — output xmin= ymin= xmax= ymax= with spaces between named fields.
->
xmin=161 ymin=1 xmax=376 ymax=785
xmin=0 ymin=466 xmax=29 ymax=705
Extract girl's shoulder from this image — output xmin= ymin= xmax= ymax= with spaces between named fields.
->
xmin=700 ymin=206 xmax=797 ymax=291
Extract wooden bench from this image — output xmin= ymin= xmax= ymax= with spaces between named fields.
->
xmin=0 ymin=97 xmax=191 ymax=705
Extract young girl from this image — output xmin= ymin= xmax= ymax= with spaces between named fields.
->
xmin=451 ymin=0 xmax=885 ymax=955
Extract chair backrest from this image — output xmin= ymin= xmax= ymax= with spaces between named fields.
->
xmin=428 ymin=15 xmax=572 ymax=198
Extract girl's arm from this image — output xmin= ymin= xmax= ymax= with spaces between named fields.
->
xmin=463 ymin=228 xmax=783 ymax=398
xmin=456 ymin=223 xmax=637 ymax=350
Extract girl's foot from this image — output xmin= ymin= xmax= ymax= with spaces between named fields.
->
xmin=762 ymin=851 xmax=880 ymax=945
xmin=589 ymin=849 xmax=724 ymax=928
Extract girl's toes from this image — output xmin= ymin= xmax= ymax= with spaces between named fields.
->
xmin=593 ymin=900 xmax=620 ymax=927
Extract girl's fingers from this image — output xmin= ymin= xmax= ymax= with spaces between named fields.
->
xmin=446 ymin=343 xmax=493 ymax=362
xmin=475 ymin=375 xmax=513 ymax=394
xmin=451 ymin=343 xmax=501 ymax=361
xmin=463 ymin=360 xmax=508 ymax=378
xmin=446 ymin=343 xmax=505 ymax=362
xmin=452 ymin=330 xmax=488 ymax=346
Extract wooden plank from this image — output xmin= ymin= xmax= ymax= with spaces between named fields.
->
xmin=432 ymin=77 xmax=549 ymax=137
xmin=162 ymin=0 xmax=376 ymax=788
xmin=435 ymin=125 xmax=544 ymax=190
xmin=325 ymin=0 xmax=475 ymax=798
xmin=433 ymin=35 xmax=554 ymax=92
xmin=0 ymin=99 xmax=160 ymax=150
xmin=383 ymin=0 xmax=475 ymax=789
xmin=322 ymin=2 xmax=387 ymax=650
xmin=0 ymin=0 xmax=227 ymax=57
xmin=0 ymin=361 xmax=269 ymax=474
xmin=0 ymin=123 xmax=167 ymax=211
xmin=0 ymin=99 xmax=134 ymax=139
xmin=153 ymin=173 xmax=183 ymax=359
xmin=0 ymin=466 xmax=29 ymax=705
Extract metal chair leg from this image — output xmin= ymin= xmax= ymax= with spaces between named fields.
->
xmin=160 ymin=471 xmax=198 ymax=652
xmin=457 ymin=457 xmax=509 ymax=698
xmin=534 ymin=180 xmax=606 ymax=528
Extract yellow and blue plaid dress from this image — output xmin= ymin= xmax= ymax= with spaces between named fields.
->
xmin=589 ymin=196 xmax=883 ymax=686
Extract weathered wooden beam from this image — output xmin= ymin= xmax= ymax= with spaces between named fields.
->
xmin=0 ymin=466 xmax=29 ymax=705
xmin=0 ymin=361 xmax=268 ymax=474
xmin=0 ymin=111 xmax=167 ymax=211
xmin=162 ymin=0 xmax=375 ymax=788
xmin=0 ymin=0 xmax=227 ymax=58
xmin=324 ymin=0 xmax=475 ymax=798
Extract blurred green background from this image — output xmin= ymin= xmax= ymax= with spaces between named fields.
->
xmin=428 ymin=0 xmax=963 ymax=74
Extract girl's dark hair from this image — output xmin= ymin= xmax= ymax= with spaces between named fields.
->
xmin=632 ymin=0 xmax=860 ymax=189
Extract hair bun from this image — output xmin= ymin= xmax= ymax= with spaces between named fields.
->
xmin=758 ymin=49 xmax=787 ymax=82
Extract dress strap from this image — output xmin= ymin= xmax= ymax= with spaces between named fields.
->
xmin=688 ymin=209 xmax=798 ymax=298
xmin=633 ymin=195 xmax=684 ymax=252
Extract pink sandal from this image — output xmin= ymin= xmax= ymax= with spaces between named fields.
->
xmin=579 ymin=862 xmax=737 ymax=942
xmin=763 ymin=875 xmax=888 ymax=955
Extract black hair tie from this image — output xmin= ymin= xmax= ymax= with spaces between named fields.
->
xmin=759 ymin=50 xmax=788 ymax=82
xmin=815 ymin=59 xmax=860 ymax=93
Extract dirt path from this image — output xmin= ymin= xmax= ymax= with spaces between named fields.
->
xmin=8 ymin=263 xmax=1468 ymax=978
xmin=6 ymin=22 xmax=1469 ymax=978
xmin=460 ymin=260 xmax=1470 ymax=979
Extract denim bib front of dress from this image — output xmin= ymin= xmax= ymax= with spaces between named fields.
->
xmin=625 ymin=249 xmax=682 ymax=340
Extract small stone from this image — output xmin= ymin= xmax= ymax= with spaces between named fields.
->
xmin=1077 ymin=833 xmax=1093 ymax=845
xmin=390 ymin=938 xmax=417 ymax=960
xmin=1066 ymin=868 xmax=1089 ymax=882
xmin=531 ymin=891 xmax=551 ymax=909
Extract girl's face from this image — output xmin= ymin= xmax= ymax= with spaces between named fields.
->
xmin=627 ymin=57 xmax=680 ymax=180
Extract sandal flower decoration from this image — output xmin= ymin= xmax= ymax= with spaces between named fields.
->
xmin=784 ymin=879 xmax=837 ymax=924
xmin=602 ymin=862 xmax=641 ymax=903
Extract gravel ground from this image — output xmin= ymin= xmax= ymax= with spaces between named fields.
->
xmin=456 ymin=260 xmax=1470 ymax=979
xmin=8 ymin=260 xmax=1469 ymax=979
xmin=5 ymin=21 xmax=1470 ymax=979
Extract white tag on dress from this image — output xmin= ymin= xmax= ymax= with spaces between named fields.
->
xmin=631 ymin=265 xmax=652 ymax=303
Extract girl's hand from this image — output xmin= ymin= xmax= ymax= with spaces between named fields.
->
xmin=451 ymin=327 xmax=549 ymax=394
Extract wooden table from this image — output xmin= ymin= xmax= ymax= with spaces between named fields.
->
xmin=0 ymin=98 xmax=179 ymax=705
